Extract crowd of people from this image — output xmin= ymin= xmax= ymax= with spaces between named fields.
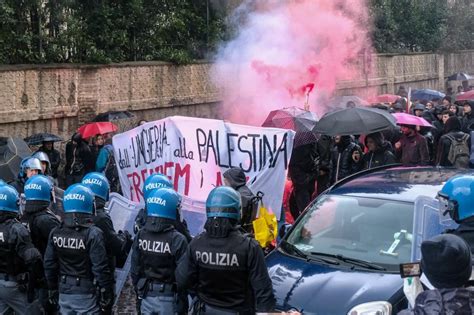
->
xmin=288 ymin=87 xmax=474 ymax=219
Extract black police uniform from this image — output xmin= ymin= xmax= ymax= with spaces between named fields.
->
xmin=447 ymin=217 xmax=474 ymax=258
xmin=9 ymin=178 xmax=26 ymax=195
xmin=24 ymin=203 xmax=61 ymax=256
xmin=43 ymin=214 xmax=114 ymax=312
xmin=131 ymin=218 xmax=189 ymax=314
xmin=0 ymin=212 xmax=43 ymax=314
xmin=135 ymin=207 xmax=193 ymax=242
xmin=177 ymin=227 xmax=275 ymax=314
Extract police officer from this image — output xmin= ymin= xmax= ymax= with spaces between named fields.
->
xmin=131 ymin=188 xmax=189 ymax=314
xmin=24 ymin=175 xmax=61 ymax=313
xmin=0 ymin=184 xmax=43 ymax=315
xmin=43 ymin=184 xmax=114 ymax=314
xmin=81 ymin=172 xmax=132 ymax=294
xmin=10 ymin=157 xmax=43 ymax=194
xmin=177 ymin=186 xmax=275 ymax=314
xmin=438 ymin=174 xmax=474 ymax=256
xmin=135 ymin=173 xmax=192 ymax=242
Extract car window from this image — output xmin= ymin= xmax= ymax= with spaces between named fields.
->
xmin=286 ymin=195 xmax=414 ymax=271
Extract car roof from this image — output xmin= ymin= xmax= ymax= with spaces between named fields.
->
xmin=328 ymin=166 xmax=471 ymax=203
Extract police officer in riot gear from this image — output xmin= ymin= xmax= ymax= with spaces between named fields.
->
xmin=131 ymin=187 xmax=189 ymax=314
xmin=134 ymin=173 xmax=192 ymax=242
xmin=81 ymin=173 xmax=132 ymax=289
xmin=24 ymin=175 xmax=61 ymax=313
xmin=438 ymin=174 xmax=474 ymax=256
xmin=177 ymin=186 xmax=275 ymax=314
xmin=44 ymin=184 xmax=114 ymax=314
xmin=0 ymin=184 xmax=43 ymax=315
xmin=10 ymin=157 xmax=43 ymax=194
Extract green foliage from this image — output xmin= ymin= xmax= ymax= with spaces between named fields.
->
xmin=0 ymin=0 xmax=225 ymax=64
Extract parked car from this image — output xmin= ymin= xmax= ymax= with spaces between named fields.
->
xmin=267 ymin=166 xmax=465 ymax=314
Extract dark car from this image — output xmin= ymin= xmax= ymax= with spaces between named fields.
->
xmin=267 ymin=166 xmax=466 ymax=314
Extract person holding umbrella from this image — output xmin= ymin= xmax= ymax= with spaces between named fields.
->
xmin=64 ymin=133 xmax=94 ymax=186
xmin=394 ymin=125 xmax=430 ymax=166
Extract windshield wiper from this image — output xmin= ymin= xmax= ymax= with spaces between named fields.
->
xmin=280 ymin=241 xmax=339 ymax=265
xmin=310 ymin=251 xmax=386 ymax=271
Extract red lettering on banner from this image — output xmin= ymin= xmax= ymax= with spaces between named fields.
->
xmin=216 ymin=172 xmax=223 ymax=187
xmin=127 ymin=172 xmax=142 ymax=202
xmin=163 ymin=162 xmax=174 ymax=178
xmin=175 ymin=163 xmax=190 ymax=195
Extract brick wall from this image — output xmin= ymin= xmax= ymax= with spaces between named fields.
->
xmin=0 ymin=51 xmax=473 ymax=141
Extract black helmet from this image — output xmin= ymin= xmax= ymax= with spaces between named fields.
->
xmin=413 ymin=103 xmax=425 ymax=111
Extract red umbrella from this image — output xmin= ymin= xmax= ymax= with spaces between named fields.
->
xmin=456 ymin=90 xmax=474 ymax=101
xmin=369 ymin=94 xmax=400 ymax=104
xmin=392 ymin=113 xmax=433 ymax=127
xmin=78 ymin=122 xmax=118 ymax=139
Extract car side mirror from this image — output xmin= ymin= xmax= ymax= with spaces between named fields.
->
xmin=279 ymin=223 xmax=292 ymax=239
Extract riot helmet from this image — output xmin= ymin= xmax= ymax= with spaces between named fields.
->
xmin=142 ymin=173 xmax=173 ymax=201
xmin=82 ymin=172 xmax=110 ymax=202
xmin=206 ymin=186 xmax=241 ymax=221
xmin=146 ymin=188 xmax=180 ymax=220
xmin=24 ymin=175 xmax=53 ymax=202
xmin=0 ymin=185 xmax=19 ymax=213
xmin=438 ymin=175 xmax=474 ymax=223
xmin=19 ymin=157 xmax=43 ymax=179
xmin=63 ymin=184 xmax=95 ymax=215
xmin=32 ymin=151 xmax=51 ymax=175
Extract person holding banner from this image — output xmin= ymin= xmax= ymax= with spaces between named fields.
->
xmin=134 ymin=173 xmax=192 ymax=242
xmin=177 ymin=186 xmax=275 ymax=315
xmin=130 ymin=188 xmax=189 ymax=314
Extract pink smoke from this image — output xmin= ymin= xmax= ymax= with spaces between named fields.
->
xmin=212 ymin=0 xmax=374 ymax=125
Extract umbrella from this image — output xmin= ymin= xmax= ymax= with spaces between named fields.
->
xmin=262 ymin=107 xmax=319 ymax=147
xmin=411 ymin=89 xmax=445 ymax=101
xmin=313 ymin=107 xmax=397 ymax=136
xmin=92 ymin=110 xmax=135 ymax=122
xmin=24 ymin=133 xmax=63 ymax=145
xmin=447 ymin=72 xmax=473 ymax=81
xmin=392 ymin=113 xmax=433 ymax=127
xmin=456 ymin=90 xmax=474 ymax=102
xmin=369 ymin=94 xmax=400 ymax=104
xmin=78 ymin=122 xmax=118 ymax=139
xmin=327 ymin=96 xmax=369 ymax=109
xmin=0 ymin=137 xmax=31 ymax=183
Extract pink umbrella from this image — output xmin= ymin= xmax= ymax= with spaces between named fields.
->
xmin=392 ymin=113 xmax=433 ymax=127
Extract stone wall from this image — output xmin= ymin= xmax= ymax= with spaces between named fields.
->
xmin=0 ymin=51 xmax=474 ymax=141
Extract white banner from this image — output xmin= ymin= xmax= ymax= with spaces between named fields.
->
xmin=112 ymin=116 xmax=294 ymax=218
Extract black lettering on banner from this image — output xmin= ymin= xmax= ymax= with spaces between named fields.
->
xmin=247 ymin=134 xmax=259 ymax=172
xmin=238 ymin=136 xmax=252 ymax=172
xmin=130 ymin=123 xmax=169 ymax=168
xmin=174 ymin=137 xmax=194 ymax=160
xmin=226 ymin=133 xmax=238 ymax=168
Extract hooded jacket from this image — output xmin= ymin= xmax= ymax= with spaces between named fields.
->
xmin=64 ymin=133 xmax=94 ymax=176
xmin=395 ymin=129 xmax=430 ymax=166
xmin=398 ymin=288 xmax=474 ymax=315
xmin=288 ymin=142 xmax=319 ymax=185
xmin=330 ymin=136 xmax=362 ymax=183
xmin=437 ymin=116 xmax=471 ymax=166
xmin=462 ymin=101 xmax=474 ymax=133
xmin=362 ymin=133 xmax=396 ymax=169
xmin=223 ymin=168 xmax=257 ymax=229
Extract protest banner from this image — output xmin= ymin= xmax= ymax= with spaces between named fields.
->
xmin=112 ymin=116 xmax=295 ymax=219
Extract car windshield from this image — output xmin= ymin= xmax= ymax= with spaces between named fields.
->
xmin=286 ymin=195 xmax=414 ymax=271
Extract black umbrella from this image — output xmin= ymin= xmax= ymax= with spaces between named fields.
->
xmin=313 ymin=107 xmax=397 ymax=136
xmin=24 ymin=132 xmax=63 ymax=145
xmin=447 ymin=72 xmax=473 ymax=81
xmin=0 ymin=137 xmax=32 ymax=183
xmin=262 ymin=106 xmax=319 ymax=147
xmin=92 ymin=110 xmax=135 ymax=122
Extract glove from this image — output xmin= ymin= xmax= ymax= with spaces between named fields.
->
xmin=48 ymin=289 xmax=59 ymax=306
xmin=99 ymin=287 xmax=114 ymax=313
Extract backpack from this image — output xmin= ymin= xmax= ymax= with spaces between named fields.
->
xmin=104 ymin=145 xmax=121 ymax=193
xmin=446 ymin=133 xmax=470 ymax=168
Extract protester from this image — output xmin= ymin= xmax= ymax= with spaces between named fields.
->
xmin=441 ymin=96 xmax=452 ymax=107
xmin=10 ymin=157 xmax=43 ymax=194
xmin=394 ymin=125 xmax=430 ymax=166
xmin=177 ymin=186 xmax=275 ymax=314
xmin=362 ymin=132 xmax=396 ymax=169
xmin=0 ymin=184 xmax=44 ymax=315
xmin=462 ymin=101 xmax=474 ymax=133
xmin=315 ymin=135 xmax=333 ymax=196
xmin=90 ymin=134 xmax=105 ymax=166
xmin=438 ymin=175 xmax=474 ymax=255
xmin=288 ymin=143 xmax=318 ymax=219
xmin=448 ymin=104 xmax=461 ymax=117
xmin=392 ymin=102 xmax=405 ymax=113
xmin=223 ymin=167 xmax=258 ymax=233
xmin=23 ymin=175 xmax=61 ymax=314
xmin=398 ymin=234 xmax=473 ymax=314
xmin=436 ymin=117 xmax=470 ymax=168
xmin=441 ymin=110 xmax=454 ymax=126
xmin=44 ymin=184 xmax=114 ymax=314
xmin=131 ymin=188 xmax=188 ymax=314
xmin=64 ymin=133 xmax=94 ymax=186
xmin=330 ymin=135 xmax=362 ymax=183
xmin=413 ymin=103 xmax=425 ymax=117
xmin=37 ymin=141 xmax=61 ymax=179
xmin=95 ymin=138 xmax=120 ymax=193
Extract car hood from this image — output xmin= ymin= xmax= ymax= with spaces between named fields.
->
xmin=267 ymin=249 xmax=404 ymax=314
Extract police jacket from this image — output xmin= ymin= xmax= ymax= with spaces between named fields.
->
xmin=43 ymin=213 xmax=113 ymax=294
xmin=24 ymin=202 xmax=60 ymax=257
xmin=135 ymin=208 xmax=192 ymax=243
xmin=177 ymin=227 xmax=275 ymax=313
xmin=9 ymin=177 xmax=26 ymax=195
xmin=448 ymin=218 xmax=474 ymax=258
xmin=398 ymin=288 xmax=474 ymax=315
xmin=130 ymin=218 xmax=188 ymax=287
xmin=0 ymin=213 xmax=42 ymax=277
